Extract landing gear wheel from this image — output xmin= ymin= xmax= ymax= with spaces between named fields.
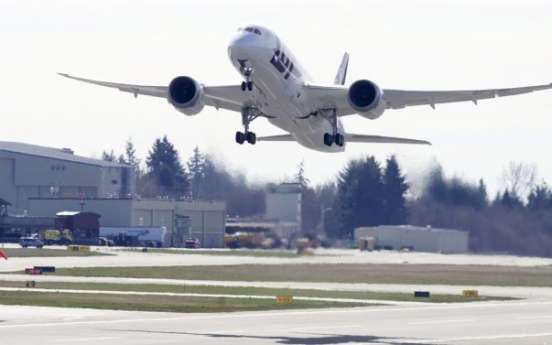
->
xmin=235 ymin=131 xmax=246 ymax=144
xmin=241 ymin=81 xmax=254 ymax=92
xmin=335 ymin=133 xmax=344 ymax=147
xmin=246 ymin=132 xmax=257 ymax=144
xmin=323 ymin=133 xmax=334 ymax=146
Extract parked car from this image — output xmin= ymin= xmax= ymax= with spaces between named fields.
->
xmin=19 ymin=237 xmax=44 ymax=248
xmin=184 ymin=237 xmax=200 ymax=249
xmin=98 ymin=237 xmax=115 ymax=246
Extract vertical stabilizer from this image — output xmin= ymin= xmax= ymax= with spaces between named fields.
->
xmin=333 ymin=52 xmax=349 ymax=85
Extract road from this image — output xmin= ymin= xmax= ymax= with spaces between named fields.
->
xmin=1 ymin=247 xmax=552 ymax=344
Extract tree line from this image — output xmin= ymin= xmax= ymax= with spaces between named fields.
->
xmin=102 ymin=137 xmax=552 ymax=257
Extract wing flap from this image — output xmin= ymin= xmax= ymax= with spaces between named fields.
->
xmin=347 ymin=133 xmax=431 ymax=145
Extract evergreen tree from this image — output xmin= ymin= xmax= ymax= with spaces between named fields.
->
xmin=101 ymin=149 xmax=116 ymax=162
xmin=145 ymin=135 xmax=189 ymax=197
xmin=332 ymin=156 xmax=384 ymax=239
xmin=124 ymin=138 xmax=142 ymax=178
xmin=294 ymin=160 xmax=310 ymax=188
xmin=382 ymin=155 xmax=409 ymax=225
xmin=527 ymin=182 xmax=552 ymax=211
xmin=187 ymin=146 xmax=206 ymax=199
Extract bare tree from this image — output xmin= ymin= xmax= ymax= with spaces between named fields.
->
xmin=500 ymin=161 xmax=537 ymax=200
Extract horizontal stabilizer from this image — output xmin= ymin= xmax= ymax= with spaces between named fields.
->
xmin=347 ymin=133 xmax=431 ymax=145
xmin=256 ymin=134 xmax=295 ymax=142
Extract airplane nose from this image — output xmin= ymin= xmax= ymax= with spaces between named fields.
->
xmin=227 ymin=34 xmax=255 ymax=61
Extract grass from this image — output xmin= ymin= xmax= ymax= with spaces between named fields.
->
xmin=0 ymin=281 xmax=505 ymax=303
xmin=46 ymin=264 xmax=552 ymax=287
xmin=0 ymin=280 xmax=507 ymax=313
xmin=125 ymin=248 xmax=307 ymax=258
xmin=0 ymin=289 xmax=366 ymax=313
xmin=0 ymin=248 xmax=108 ymax=258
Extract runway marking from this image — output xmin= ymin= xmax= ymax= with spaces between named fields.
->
xmin=2 ymin=301 xmax=552 ymax=329
xmin=49 ymin=337 xmax=125 ymax=342
xmin=408 ymin=318 xmax=475 ymax=325
xmin=517 ymin=315 xmax=552 ymax=320
xmin=426 ymin=331 xmax=552 ymax=343
xmin=287 ymin=324 xmax=362 ymax=332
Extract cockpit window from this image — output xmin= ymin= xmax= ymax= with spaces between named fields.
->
xmin=240 ymin=27 xmax=262 ymax=35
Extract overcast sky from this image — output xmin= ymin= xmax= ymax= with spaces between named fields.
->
xmin=1 ymin=0 xmax=552 ymax=197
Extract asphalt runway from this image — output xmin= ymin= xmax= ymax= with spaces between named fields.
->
xmin=2 ymin=301 xmax=552 ymax=344
xmin=1 ymin=247 xmax=552 ymax=344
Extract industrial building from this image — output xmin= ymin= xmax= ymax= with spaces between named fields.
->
xmin=0 ymin=141 xmax=226 ymax=247
xmin=354 ymin=225 xmax=469 ymax=254
xmin=0 ymin=141 xmax=134 ymax=213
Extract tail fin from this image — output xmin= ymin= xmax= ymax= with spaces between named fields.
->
xmin=333 ymin=52 xmax=349 ymax=85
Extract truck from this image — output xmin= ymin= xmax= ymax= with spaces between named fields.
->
xmin=38 ymin=229 xmax=73 ymax=245
xmin=99 ymin=227 xmax=167 ymax=247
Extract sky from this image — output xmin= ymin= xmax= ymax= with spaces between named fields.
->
xmin=1 ymin=0 xmax=552 ymax=197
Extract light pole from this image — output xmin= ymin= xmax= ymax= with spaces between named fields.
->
xmin=79 ymin=202 xmax=86 ymax=212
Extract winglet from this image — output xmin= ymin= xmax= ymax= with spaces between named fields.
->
xmin=333 ymin=52 xmax=349 ymax=85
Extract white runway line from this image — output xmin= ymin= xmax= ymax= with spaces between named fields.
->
xmin=408 ymin=318 xmax=475 ymax=325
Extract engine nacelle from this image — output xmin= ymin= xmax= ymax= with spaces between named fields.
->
xmin=167 ymin=76 xmax=205 ymax=116
xmin=347 ymin=79 xmax=386 ymax=120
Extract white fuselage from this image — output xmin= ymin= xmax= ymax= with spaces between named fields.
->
xmin=227 ymin=25 xmax=345 ymax=152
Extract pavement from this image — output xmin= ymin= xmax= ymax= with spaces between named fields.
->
xmin=1 ymin=246 xmax=552 ymax=344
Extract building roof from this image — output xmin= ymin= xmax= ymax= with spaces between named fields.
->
xmin=0 ymin=141 xmax=128 ymax=168
xmin=372 ymin=225 xmax=468 ymax=235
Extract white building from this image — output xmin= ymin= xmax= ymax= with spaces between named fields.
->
xmin=264 ymin=183 xmax=301 ymax=237
xmin=354 ymin=225 xmax=469 ymax=254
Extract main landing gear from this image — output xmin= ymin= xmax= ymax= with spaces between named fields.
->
xmin=319 ymin=108 xmax=344 ymax=147
xmin=235 ymin=106 xmax=263 ymax=145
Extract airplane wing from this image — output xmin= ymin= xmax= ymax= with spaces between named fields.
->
xmin=346 ymin=133 xmax=430 ymax=145
xmin=256 ymin=134 xmax=294 ymax=142
xmin=257 ymin=133 xmax=430 ymax=145
xmin=58 ymin=73 xmax=249 ymax=113
xmin=305 ymin=82 xmax=552 ymax=116
xmin=384 ymin=83 xmax=552 ymax=110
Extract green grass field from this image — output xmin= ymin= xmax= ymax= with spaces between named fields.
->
xmin=48 ymin=263 xmax=552 ymax=287
xmin=0 ymin=248 xmax=108 ymax=258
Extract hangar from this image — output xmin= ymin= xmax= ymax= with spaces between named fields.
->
xmin=0 ymin=141 xmax=226 ymax=247
xmin=355 ymin=225 xmax=469 ymax=254
xmin=0 ymin=141 xmax=133 ymax=213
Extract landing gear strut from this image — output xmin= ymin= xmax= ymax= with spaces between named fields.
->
xmin=235 ymin=106 xmax=262 ymax=145
xmin=319 ymin=108 xmax=344 ymax=147
xmin=240 ymin=66 xmax=253 ymax=92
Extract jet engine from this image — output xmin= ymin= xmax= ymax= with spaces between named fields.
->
xmin=167 ymin=76 xmax=205 ymax=116
xmin=347 ymin=79 xmax=386 ymax=119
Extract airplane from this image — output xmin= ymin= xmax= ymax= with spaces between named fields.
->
xmin=59 ymin=24 xmax=552 ymax=153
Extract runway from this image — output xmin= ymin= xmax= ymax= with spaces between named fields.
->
xmin=2 ymin=301 xmax=552 ymax=344
xmin=1 ymin=247 xmax=552 ymax=344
